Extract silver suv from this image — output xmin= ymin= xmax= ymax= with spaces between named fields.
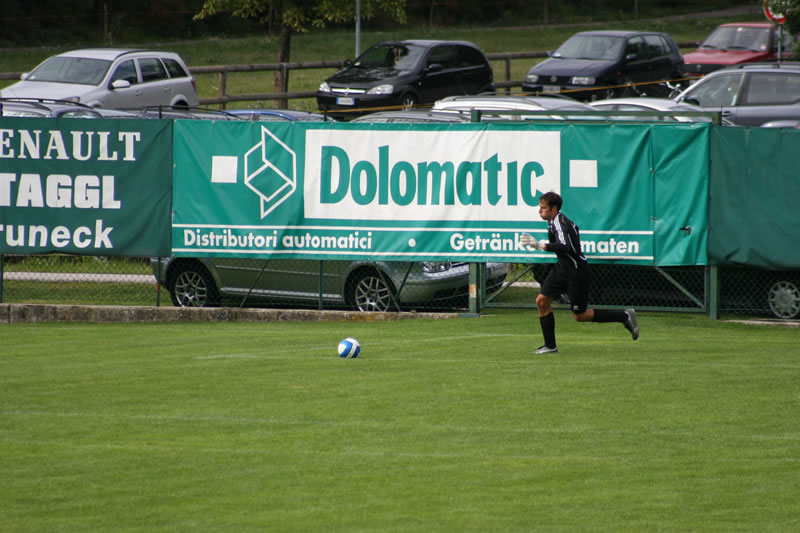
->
xmin=0 ymin=48 xmax=199 ymax=108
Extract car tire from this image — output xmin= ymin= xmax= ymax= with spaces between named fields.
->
xmin=400 ymin=93 xmax=418 ymax=110
xmin=347 ymin=268 xmax=396 ymax=312
xmin=168 ymin=261 xmax=220 ymax=308
xmin=767 ymin=278 xmax=800 ymax=319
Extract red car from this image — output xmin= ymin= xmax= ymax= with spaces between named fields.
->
xmin=681 ymin=22 xmax=796 ymax=78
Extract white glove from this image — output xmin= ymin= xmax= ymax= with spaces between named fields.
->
xmin=519 ymin=233 xmax=547 ymax=250
xmin=519 ymin=233 xmax=548 ymax=251
xmin=519 ymin=233 xmax=537 ymax=247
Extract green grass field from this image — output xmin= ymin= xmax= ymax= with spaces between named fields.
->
xmin=2 ymin=310 xmax=799 ymax=531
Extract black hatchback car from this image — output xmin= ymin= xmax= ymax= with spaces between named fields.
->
xmin=316 ymin=40 xmax=494 ymax=116
xmin=522 ymin=30 xmax=684 ymax=101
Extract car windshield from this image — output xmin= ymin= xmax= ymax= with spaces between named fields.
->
xmin=26 ymin=56 xmax=112 ymax=86
xmin=352 ymin=44 xmax=426 ymax=70
xmin=552 ymin=35 xmax=624 ymax=61
xmin=700 ymin=26 xmax=771 ymax=52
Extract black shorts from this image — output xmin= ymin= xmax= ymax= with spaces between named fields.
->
xmin=540 ymin=262 xmax=591 ymax=314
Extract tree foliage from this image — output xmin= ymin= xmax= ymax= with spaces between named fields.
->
xmin=786 ymin=0 xmax=800 ymax=36
xmin=193 ymin=0 xmax=406 ymax=34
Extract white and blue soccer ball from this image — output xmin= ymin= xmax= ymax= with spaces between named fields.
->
xmin=338 ymin=337 xmax=361 ymax=358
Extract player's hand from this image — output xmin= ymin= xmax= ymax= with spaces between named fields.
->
xmin=519 ymin=233 xmax=537 ymax=248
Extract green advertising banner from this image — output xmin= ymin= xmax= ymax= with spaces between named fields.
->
xmin=0 ymin=117 xmax=172 ymax=256
xmin=709 ymin=127 xmax=800 ymax=269
xmin=172 ymin=121 xmax=709 ymax=265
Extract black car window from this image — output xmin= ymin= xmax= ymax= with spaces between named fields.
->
xmin=742 ymin=72 xmax=800 ymax=105
xmin=138 ymin=58 xmax=168 ymax=83
xmin=659 ymin=35 xmax=675 ymax=55
xmin=686 ymin=73 xmax=742 ymax=106
xmin=163 ymin=58 xmax=189 ymax=79
xmin=625 ymin=37 xmax=647 ymax=59
xmin=110 ymin=59 xmax=137 ymax=85
xmin=456 ymin=46 xmax=487 ymax=68
xmin=555 ymin=35 xmax=624 ymax=61
xmin=353 ymin=44 xmax=425 ymax=70
xmin=644 ymin=35 xmax=668 ymax=58
xmin=427 ymin=46 xmax=459 ymax=69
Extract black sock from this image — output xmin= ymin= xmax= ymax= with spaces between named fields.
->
xmin=592 ymin=309 xmax=627 ymax=323
xmin=539 ymin=312 xmax=556 ymax=348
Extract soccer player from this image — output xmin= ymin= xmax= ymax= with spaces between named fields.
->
xmin=520 ymin=191 xmax=639 ymax=354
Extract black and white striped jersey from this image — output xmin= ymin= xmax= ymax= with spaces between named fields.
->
xmin=546 ymin=211 xmax=588 ymax=270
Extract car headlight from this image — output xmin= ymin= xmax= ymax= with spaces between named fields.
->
xmin=318 ymin=81 xmax=330 ymax=93
xmin=570 ymin=76 xmax=596 ymax=85
xmin=367 ymin=84 xmax=393 ymax=95
xmin=422 ymin=261 xmax=452 ymax=273
xmin=526 ymin=74 xmax=539 ymax=83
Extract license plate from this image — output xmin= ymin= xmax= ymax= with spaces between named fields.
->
xmin=541 ymin=85 xmax=561 ymax=93
xmin=336 ymin=97 xmax=355 ymax=106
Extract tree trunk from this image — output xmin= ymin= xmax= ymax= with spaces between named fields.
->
xmin=274 ymin=25 xmax=292 ymax=109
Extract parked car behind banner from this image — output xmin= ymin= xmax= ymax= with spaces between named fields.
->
xmin=0 ymin=49 xmax=199 ymax=109
xmin=521 ymin=30 xmax=683 ymax=101
xmin=681 ymin=22 xmax=797 ymax=78
xmin=316 ymin=40 xmax=494 ymax=116
xmin=673 ymin=62 xmax=800 ymax=126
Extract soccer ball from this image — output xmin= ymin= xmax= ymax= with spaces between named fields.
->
xmin=338 ymin=337 xmax=360 ymax=358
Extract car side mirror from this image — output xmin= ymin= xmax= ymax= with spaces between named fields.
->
xmin=625 ymin=53 xmax=638 ymax=62
xmin=111 ymin=79 xmax=131 ymax=90
xmin=426 ymin=63 xmax=443 ymax=72
xmin=685 ymin=97 xmax=700 ymax=106
xmin=20 ymin=72 xmax=29 ymax=80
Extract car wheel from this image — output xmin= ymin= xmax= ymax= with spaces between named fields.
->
xmin=767 ymin=279 xmax=800 ymax=319
xmin=400 ymin=94 xmax=418 ymax=110
xmin=168 ymin=261 xmax=220 ymax=308
xmin=348 ymin=268 xmax=395 ymax=312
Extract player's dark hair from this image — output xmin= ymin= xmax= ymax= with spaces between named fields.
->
xmin=540 ymin=191 xmax=563 ymax=210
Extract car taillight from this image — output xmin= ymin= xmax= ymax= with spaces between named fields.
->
xmin=191 ymin=79 xmax=197 ymax=92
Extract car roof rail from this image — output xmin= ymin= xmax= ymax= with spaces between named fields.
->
xmin=731 ymin=60 xmax=800 ymax=70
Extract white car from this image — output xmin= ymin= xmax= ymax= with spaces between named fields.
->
xmin=588 ymin=97 xmax=722 ymax=123
xmin=431 ymin=94 xmax=595 ymax=120
xmin=0 ymin=48 xmax=199 ymax=109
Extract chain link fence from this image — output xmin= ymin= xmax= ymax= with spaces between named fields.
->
xmin=1 ymin=254 xmax=510 ymax=313
xmin=3 ymin=254 xmax=798 ymax=319
xmin=489 ymin=263 xmax=800 ymax=320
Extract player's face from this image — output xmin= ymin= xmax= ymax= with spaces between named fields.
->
xmin=538 ymin=199 xmax=558 ymax=221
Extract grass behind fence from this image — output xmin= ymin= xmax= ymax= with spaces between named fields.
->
xmin=2 ymin=310 xmax=799 ymax=531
